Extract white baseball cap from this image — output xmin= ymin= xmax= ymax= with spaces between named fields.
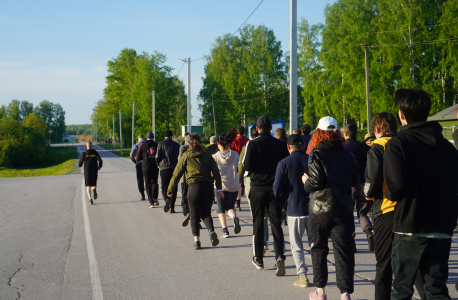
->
xmin=317 ymin=116 xmax=338 ymax=131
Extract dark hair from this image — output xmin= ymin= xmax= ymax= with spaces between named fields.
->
xmin=217 ymin=127 xmax=237 ymax=148
xmin=301 ymin=124 xmax=312 ymax=135
xmin=394 ymin=89 xmax=431 ymax=123
xmin=289 ymin=144 xmax=302 ymax=150
xmin=164 ymin=130 xmax=173 ymax=137
xmin=344 ymin=124 xmax=357 ymax=139
xmin=236 ymin=125 xmax=245 ymax=136
xmin=276 ymin=128 xmax=286 ymax=138
xmin=250 ymin=126 xmax=259 ymax=138
xmin=372 ymin=112 xmax=398 ymax=135
xmin=292 ymin=129 xmax=301 ymax=134
xmin=184 ymin=132 xmax=190 ymax=137
xmin=189 ymin=133 xmax=205 ymax=152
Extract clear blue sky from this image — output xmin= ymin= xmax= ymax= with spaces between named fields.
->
xmin=0 ymin=0 xmax=336 ymax=125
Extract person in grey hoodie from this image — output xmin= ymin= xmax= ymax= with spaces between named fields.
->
xmin=213 ymin=128 xmax=241 ymax=238
xmin=130 ymin=134 xmax=146 ymax=200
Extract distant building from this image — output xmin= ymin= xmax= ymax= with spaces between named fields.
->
xmin=428 ymin=104 xmax=458 ymax=145
xmin=181 ymin=125 xmax=203 ymax=137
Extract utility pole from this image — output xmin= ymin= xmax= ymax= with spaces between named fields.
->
xmin=181 ymin=58 xmax=192 ymax=134
xmin=112 ymin=114 xmax=115 ymax=152
xmin=152 ymin=90 xmax=155 ymax=138
xmin=106 ymin=118 xmax=109 ymax=149
xmin=289 ymin=0 xmax=298 ymax=134
xmin=102 ymin=122 xmax=105 ymax=148
xmin=342 ymin=73 xmax=345 ymax=126
xmin=119 ymin=110 xmax=123 ymax=156
xmin=211 ymin=94 xmax=217 ymax=136
xmin=132 ymin=102 xmax=135 ymax=148
xmin=364 ymin=38 xmax=372 ymax=133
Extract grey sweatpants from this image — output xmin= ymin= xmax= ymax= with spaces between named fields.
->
xmin=288 ymin=216 xmax=313 ymax=276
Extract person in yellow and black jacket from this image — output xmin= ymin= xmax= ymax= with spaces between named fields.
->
xmin=363 ymin=112 xmax=425 ymax=300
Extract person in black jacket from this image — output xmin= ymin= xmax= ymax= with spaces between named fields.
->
xmin=343 ymin=123 xmax=374 ymax=252
xmin=137 ymin=132 xmax=159 ymax=208
xmin=303 ymin=116 xmax=359 ymax=300
xmin=156 ymin=130 xmax=180 ymax=213
xmin=301 ymin=124 xmax=312 ymax=150
xmin=243 ymin=116 xmax=289 ymax=276
xmin=78 ymin=141 xmax=103 ymax=205
xmin=384 ymin=89 xmax=458 ymax=300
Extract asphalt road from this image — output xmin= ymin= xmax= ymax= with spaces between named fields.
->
xmin=1 ymin=143 xmax=457 ymax=300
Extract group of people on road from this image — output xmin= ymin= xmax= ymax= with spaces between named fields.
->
xmin=79 ymin=88 xmax=458 ymax=300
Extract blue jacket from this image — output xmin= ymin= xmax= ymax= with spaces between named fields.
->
xmin=130 ymin=138 xmax=146 ymax=164
xmin=273 ymin=150 xmax=310 ymax=216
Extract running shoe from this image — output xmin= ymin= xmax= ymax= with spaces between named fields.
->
xmin=89 ymin=199 xmax=94 ymax=205
xmin=221 ymin=228 xmax=230 ymax=238
xmin=153 ymin=200 xmax=160 ymax=207
xmin=93 ymin=188 xmax=98 ymax=200
xmin=365 ymin=229 xmax=375 ymax=252
xmin=293 ymin=274 xmax=310 ymax=287
xmin=275 ymin=258 xmax=286 ymax=276
xmin=252 ymin=256 xmax=264 ymax=270
xmin=164 ymin=198 xmax=170 ymax=213
xmin=309 ymin=289 xmax=327 ymax=300
xmin=209 ymin=230 xmax=219 ymax=246
xmin=341 ymin=293 xmax=351 ymax=300
xmin=193 ymin=241 xmax=201 ymax=250
xmin=182 ymin=213 xmax=190 ymax=227
xmin=169 ymin=209 xmax=175 ymax=214
xmin=149 ymin=204 xmax=155 ymax=208
xmin=233 ymin=217 xmax=241 ymax=234
xmin=140 ymin=194 xmax=145 ymax=201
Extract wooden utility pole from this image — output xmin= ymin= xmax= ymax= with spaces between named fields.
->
xmin=289 ymin=0 xmax=298 ymax=133
xmin=364 ymin=39 xmax=372 ymax=133
xmin=119 ymin=110 xmax=123 ymax=156
xmin=211 ymin=94 xmax=217 ymax=136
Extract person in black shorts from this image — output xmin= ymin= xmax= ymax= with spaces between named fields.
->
xmin=78 ymin=141 xmax=103 ymax=205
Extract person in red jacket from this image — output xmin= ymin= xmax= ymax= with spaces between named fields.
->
xmin=230 ymin=125 xmax=249 ymax=211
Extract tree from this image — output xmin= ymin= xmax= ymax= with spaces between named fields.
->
xmin=6 ymin=100 xmax=21 ymax=121
xmin=23 ymin=113 xmax=48 ymax=139
xmin=20 ymin=101 xmax=34 ymax=120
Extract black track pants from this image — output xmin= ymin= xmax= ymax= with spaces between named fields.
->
xmin=187 ymin=182 xmax=214 ymax=236
xmin=249 ymin=190 xmax=285 ymax=260
xmin=135 ymin=163 xmax=145 ymax=195
xmin=181 ymin=181 xmax=189 ymax=216
xmin=160 ymin=168 xmax=176 ymax=210
xmin=142 ymin=167 xmax=159 ymax=203
xmin=310 ymin=213 xmax=355 ymax=294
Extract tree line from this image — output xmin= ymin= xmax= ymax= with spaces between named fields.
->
xmin=92 ymin=49 xmax=188 ymax=146
xmin=66 ymin=124 xmax=91 ymax=136
xmin=0 ymin=99 xmax=66 ymax=168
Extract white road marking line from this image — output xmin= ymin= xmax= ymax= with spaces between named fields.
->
xmin=81 ymin=177 xmax=103 ymax=299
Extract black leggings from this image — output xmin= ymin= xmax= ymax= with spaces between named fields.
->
xmin=188 ymin=182 xmax=214 ymax=236
xmin=142 ymin=167 xmax=159 ymax=203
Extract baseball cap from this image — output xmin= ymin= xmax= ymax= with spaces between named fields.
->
xmin=256 ymin=115 xmax=271 ymax=128
xmin=287 ymin=134 xmax=302 ymax=145
xmin=146 ymin=132 xmax=154 ymax=139
xmin=317 ymin=116 xmax=338 ymax=131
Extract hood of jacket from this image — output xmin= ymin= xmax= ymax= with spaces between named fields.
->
xmin=135 ymin=138 xmax=146 ymax=147
xmin=213 ymin=149 xmax=236 ymax=165
xmin=184 ymin=134 xmax=192 ymax=145
xmin=399 ymin=121 xmax=443 ymax=146
xmin=186 ymin=146 xmax=206 ymax=158
xmin=206 ymin=143 xmax=218 ymax=155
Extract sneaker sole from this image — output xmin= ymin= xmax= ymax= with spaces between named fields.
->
xmin=293 ymin=280 xmax=310 ymax=288
xmin=252 ymin=260 xmax=264 ymax=270
xmin=276 ymin=260 xmax=286 ymax=276
xmin=164 ymin=199 xmax=170 ymax=213
xmin=222 ymin=234 xmax=230 ymax=238
xmin=210 ymin=231 xmax=219 ymax=246
xmin=234 ymin=218 xmax=241 ymax=234
xmin=182 ymin=215 xmax=190 ymax=227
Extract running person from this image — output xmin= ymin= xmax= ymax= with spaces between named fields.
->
xmin=136 ymin=132 xmax=159 ymax=208
xmin=213 ymin=128 xmax=241 ymax=238
xmin=168 ymin=134 xmax=222 ymax=249
xmin=230 ymin=125 xmax=249 ymax=211
xmin=78 ymin=141 xmax=103 ymax=205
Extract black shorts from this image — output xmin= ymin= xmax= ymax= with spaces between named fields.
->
xmin=84 ymin=173 xmax=98 ymax=187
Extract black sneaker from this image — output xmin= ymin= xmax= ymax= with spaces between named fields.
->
xmin=252 ymin=256 xmax=264 ymax=270
xmin=365 ymin=229 xmax=375 ymax=252
xmin=149 ymin=203 xmax=155 ymax=208
xmin=164 ymin=198 xmax=170 ymax=213
xmin=169 ymin=209 xmax=175 ymax=214
xmin=140 ymin=194 xmax=145 ymax=201
xmin=89 ymin=199 xmax=94 ymax=205
xmin=193 ymin=241 xmax=201 ymax=250
xmin=233 ymin=217 xmax=241 ymax=234
xmin=209 ymin=231 xmax=219 ymax=246
xmin=153 ymin=200 xmax=159 ymax=207
xmin=93 ymin=189 xmax=98 ymax=200
xmin=275 ymin=258 xmax=286 ymax=276
xmin=221 ymin=228 xmax=230 ymax=238
xmin=182 ymin=214 xmax=190 ymax=227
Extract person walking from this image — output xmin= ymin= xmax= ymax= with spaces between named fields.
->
xmin=243 ymin=116 xmax=289 ymax=276
xmin=230 ymin=125 xmax=249 ymax=211
xmin=156 ymin=130 xmax=180 ymax=213
xmin=343 ymin=123 xmax=374 ymax=252
xmin=136 ymin=132 xmax=159 ymax=208
xmin=78 ymin=141 xmax=103 ymax=205
xmin=168 ymin=134 xmax=222 ymax=249
xmin=273 ymin=134 xmax=312 ymax=288
xmin=130 ymin=134 xmax=146 ymax=200
xmin=213 ymin=129 xmax=241 ymax=238
xmin=303 ymin=116 xmax=359 ymax=300
xmin=301 ymin=124 xmax=312 ymax=150
xmin=384 ymin=89 xmax=458 ymax=299
xmin=207 ymin=136 xmax=218 ymax=155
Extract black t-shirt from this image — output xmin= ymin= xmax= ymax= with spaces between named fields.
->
xmin=78 ymin=149 xmax=103 ymax=174
xmin=137 ymin=140 xmax=158 ymax=169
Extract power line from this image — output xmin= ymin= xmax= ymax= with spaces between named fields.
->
xmin=369 ymin=37 xmax=458 ymax=47
xmin=191 ymin=0 xmax=264 ymax=62
xmin=368 ymin=21 xmax=458 ymax=34
xmin=155 ymin=61 xmax=187 ymax=95
xmin=213 ymin=89 xmax=288 ymax=102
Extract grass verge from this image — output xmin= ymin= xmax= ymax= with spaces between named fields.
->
xmin=0 ymin=147 xmax=78 ymax=178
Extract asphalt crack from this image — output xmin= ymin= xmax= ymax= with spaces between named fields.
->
xmin=8 ymin=254 xmax=24 ymax=300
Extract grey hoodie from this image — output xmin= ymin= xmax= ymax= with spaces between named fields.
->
xmin=213 ymin=149 xmax=240 ymax=192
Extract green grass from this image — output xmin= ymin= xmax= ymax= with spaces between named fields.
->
xmin=0 ymin=147 xmax=78 ymax=178
xmin=107 ymin=146 xmax=132 ymax=158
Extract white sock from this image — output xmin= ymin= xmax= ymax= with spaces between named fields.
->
xmin=317 ymin=289 xmax=325 ymax=296
xmin=341 ymin=292 xmax=349 ymax=298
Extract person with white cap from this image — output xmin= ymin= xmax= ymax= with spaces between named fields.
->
xmin=302 ymin=116 xmax=360 ymax=300
xmin=136 ymin=132 xmax=160 ymax=208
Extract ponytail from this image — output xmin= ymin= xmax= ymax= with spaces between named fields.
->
xmin=217 ymin=127 xmax=237 ymax=148
xmin=189 ymin=133 xmax=205 ymax=153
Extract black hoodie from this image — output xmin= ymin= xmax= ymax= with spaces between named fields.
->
xmin=384 ymin=121 xmax=458 ymax=235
